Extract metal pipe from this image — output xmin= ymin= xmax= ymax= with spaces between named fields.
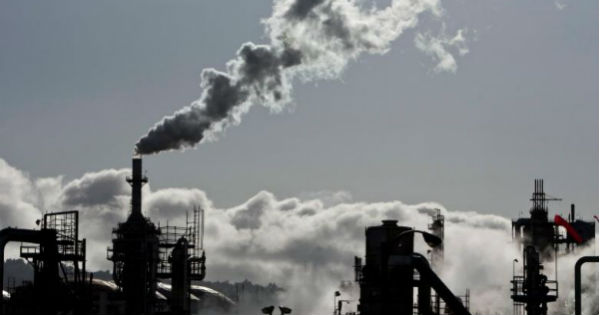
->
xmin=418 ymin=279 xmax=433 ymax=315
xmin=333 ymin=291 xmax=340 ymax=315
xmin=0 ymin=241 xmax=4 ymax=315
xmin=0 ymin=228 xmax=58 ymax=315
xmin=127 ymin=157 xmax=147 ymax=217
xmin=412 ymin=253 xmax=471 ymax=315
xmin=392 ymin=229 xmax=442 ymax=248
xmin=575 ymin=256 xmax=598 ymax=315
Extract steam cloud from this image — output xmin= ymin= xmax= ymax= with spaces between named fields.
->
xmin=135 ymin=0 xmax=451 ymax=154
xmin=415 ymin=28 xmax=469 ymax=73
xmin=0 ymin=157 xmax=596 ymax=314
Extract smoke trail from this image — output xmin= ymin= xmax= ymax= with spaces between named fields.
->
xmin=135 ymin=0 xmax=443 ymax=154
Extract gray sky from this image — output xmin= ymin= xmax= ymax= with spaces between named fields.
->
xmin=0 ymin=0 xmax=597 ymax=218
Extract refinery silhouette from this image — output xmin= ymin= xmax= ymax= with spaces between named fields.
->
xmin=0 ymin=0 xmax=597 ymax=314
xmin=0 ymin=157 xmax=596 ymax=315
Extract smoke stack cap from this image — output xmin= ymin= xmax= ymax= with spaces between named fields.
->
xmin=382 ymin=220 xmax=398 ymax=226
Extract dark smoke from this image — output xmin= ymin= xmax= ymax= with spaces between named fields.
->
xmin=136 ymin=43 xmax=301 ymax=154
xmin=136 ymin=0 xmax=447 ymax=154
xmin=285 ymin=0 xmax=326 ymax=19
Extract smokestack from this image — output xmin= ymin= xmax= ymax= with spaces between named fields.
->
xmin=127 ymin=156 xmax=148 ymax=217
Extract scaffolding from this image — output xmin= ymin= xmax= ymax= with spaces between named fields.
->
xmin=157 ymin=206 xmax=205 ymax=280
xmin=510 ymin=246 xmax=558 ymax=315
xmin=425 ymin=289 xmax=470 ymax=315
xmin=20 ymin=211 xmax=86 ymax=284
xmin=511 ymin=274 xmax=558 ymax=315
xmin=428 ymin=209 xmax=444 ymax=269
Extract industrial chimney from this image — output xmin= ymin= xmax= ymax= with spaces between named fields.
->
xmin=109 ymin=156 xmax=160 ymax=315
xmin=127 ymin=156 xmax=148 ymax=218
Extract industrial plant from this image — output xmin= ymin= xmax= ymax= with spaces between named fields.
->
xmin=0 ymin=158 xmax=214 ymax=315
xmin=0 ymin=159 xmax=597 ymax=315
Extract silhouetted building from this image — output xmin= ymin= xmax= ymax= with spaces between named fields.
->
xmin=107 ymin=157 xmax=206 ymax=315
xmin=108 ymin=157 xmax=160 ymax=315
xmin=0 ymin=211 xmax=88 ymax=315
xmin=355 ymin=220 xmax=470 ymax=315
xmin=511 ymin=246 xmax=557 ymax=315
xmin=512 ymin=179 xmax=595 ymax=259
xmin=428 ymin=209 xmax=444 ymax=269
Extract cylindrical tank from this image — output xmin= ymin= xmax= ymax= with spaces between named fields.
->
xmin=170 ymin=237 xmax=191 ymax=315
xmin=365 ymin=220 xmax=413 ymax=269
xmin=360 ymin=220 xmax=414 ymax=315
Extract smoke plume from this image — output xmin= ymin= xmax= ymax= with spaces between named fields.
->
xmin=135 ymin=0 xmax=446 ymax=154
xmin=0 ymin=157 xmax=596 ymax=314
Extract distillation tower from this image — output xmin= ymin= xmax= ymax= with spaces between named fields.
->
xmin=107 ymin=157 xmax=206 ymax=315
xmin=108 ymin=157 xmax=160 ymax=315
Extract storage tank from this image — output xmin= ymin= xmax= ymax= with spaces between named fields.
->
xmin=360 ymin=220 xmax=414 ymax=315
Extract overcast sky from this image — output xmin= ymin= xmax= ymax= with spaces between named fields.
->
xmin=0 ymin=0 xmax=597 ymax=219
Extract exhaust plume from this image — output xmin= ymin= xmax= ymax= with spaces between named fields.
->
xmin=135 ymin=0 xmax=443 ymax=154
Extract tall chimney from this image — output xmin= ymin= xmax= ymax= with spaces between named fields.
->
xmin=127 ymin=156 xmax=148 ymax=217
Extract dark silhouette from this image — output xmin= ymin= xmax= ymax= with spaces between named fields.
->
xmin=354 ymin=220 xmax=470 ymax=315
